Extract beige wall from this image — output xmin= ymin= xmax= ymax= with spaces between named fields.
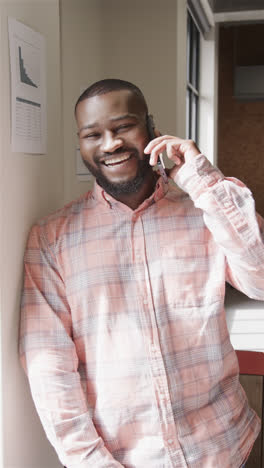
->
xmin=101 ymin=0 xmax=186 ymax=172
xmin=0 ymin=1 xmax=63 ymax=467
xmin=0 ymin=1 xmax=188 ymax=466
xmin=60 ymin=0 xmax=105 ymax=204
xmin=61 ymin=0 xmax=187 ymax=204
xmin=101 ymin=0 xmax=179 ymax=134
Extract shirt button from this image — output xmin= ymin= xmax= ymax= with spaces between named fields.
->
xmin=143 ymin=298 xmax=148 ymax=305
xmin=168 ymin=439 xmax=173 ymax=444
xmin=223 ymin=200 xmax=232 ymax=208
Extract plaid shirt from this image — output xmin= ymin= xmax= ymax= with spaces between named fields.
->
xmin=20 ymin=155 xmax=264 ymax=468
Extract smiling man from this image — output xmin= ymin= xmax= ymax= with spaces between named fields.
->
xmin=76 ymin=85 xmax=157 ymax=209
xmin=20 ymin=79 xmax=264 ymax=468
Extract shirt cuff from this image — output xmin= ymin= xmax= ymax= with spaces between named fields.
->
xmin=173 ymin=154 xmax=224 ymax=200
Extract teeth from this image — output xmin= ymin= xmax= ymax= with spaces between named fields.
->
xmin=104 ymin=154 xmax=131 ymax=165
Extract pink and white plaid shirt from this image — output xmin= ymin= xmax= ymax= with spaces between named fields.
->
xmin=20 ymin=155 xmax=264 ymax=468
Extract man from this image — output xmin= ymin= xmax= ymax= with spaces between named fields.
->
xmin=20 ymin=79 xmax=264 ymax=468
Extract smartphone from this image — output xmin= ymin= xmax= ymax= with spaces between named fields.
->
xmin=146 ymin=115 xmax=168 ymax=183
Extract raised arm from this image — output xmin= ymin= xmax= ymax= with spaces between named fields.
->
xmin=145 ymin=136 xmax=264 ymax=300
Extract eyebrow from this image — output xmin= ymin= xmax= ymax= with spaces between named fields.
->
xmin=78 ymin=113 xmax=139 ymax=133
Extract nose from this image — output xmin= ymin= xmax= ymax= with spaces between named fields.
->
xmin=100 ymin=131 xmax=123 ymax=153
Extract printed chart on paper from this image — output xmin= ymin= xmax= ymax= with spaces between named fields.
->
xmin=8 ymin=18 xmax=46 ymax=154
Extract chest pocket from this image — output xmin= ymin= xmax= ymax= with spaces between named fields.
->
xmin=160 ymin=243 xmax=217 ymax=307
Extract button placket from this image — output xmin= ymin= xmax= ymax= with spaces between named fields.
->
xmin=132 ymin=213 xmax=183 ymax=462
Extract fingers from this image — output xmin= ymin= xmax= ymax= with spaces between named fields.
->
xmin=144 ymin=135 xmax=184 ymax=166
xmin=144 ymin=135 xmax=183 ymax=155
xmin=144 ymin=135 xmax=201 ymax=166
xmin=147 ymin=140 xmax=169 ymax=166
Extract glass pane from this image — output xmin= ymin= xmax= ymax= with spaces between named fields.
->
xmin=191 ymin=94 xmax=198 ymax=141
xmin=191 ymin=21 xmax=199 ymax=89
xmin=186 ymin=89 xmax=190 ymax=139
xmin=191 ymin=21 xmax=196 ymax=86
xmin=186 ymin=11 xmax=199 ymax=141
xmin=187 ymin=13 xmax=191 ymax=83
xmin=194 ymin=26 xmax=200 ymax=90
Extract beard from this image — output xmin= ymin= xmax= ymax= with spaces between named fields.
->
xmin=81 ymin=148 xmax=152 ymax=198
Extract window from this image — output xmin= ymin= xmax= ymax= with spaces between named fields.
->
xmin=186 ymin=11 xmax=200 ymax=142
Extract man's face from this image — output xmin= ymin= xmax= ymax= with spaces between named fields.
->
xmin=75 ymin=90 xmax=152 ymax=196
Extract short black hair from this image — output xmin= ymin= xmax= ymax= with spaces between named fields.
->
xmin=75 ymin=78 xmax=148 ymax=115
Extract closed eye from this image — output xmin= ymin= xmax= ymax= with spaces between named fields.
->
xmin=82 ymin=132 xmax=101 ymax=139
xmin=116 ymin=123 xmax=134 ymax=132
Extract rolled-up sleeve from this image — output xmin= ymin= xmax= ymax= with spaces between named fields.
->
xmin=174 ymin=154 xmax=264 ymax=300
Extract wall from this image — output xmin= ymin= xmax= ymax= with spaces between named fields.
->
xmin=218 ymin=24 xmax=264 ymax=217
xmin=101 ymin=0 xmax=181 ymax=136
xmin=0 ymin=0 xmax=189 ymax=466
xmin=0 ymin=1 xmax=63 ymax=467
xmin=61 ymin=0 xmax=188 ymax=204
xmin=60 ymin=0 xmax=105 ymax=204
xmin=101 ymin=0 xmax=187 ymax=173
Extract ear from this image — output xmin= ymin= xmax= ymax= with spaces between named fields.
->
xmin=154 ymin=128 xmax=161 ymax=138
xmin=146 ymin=114 xmax=161 ymax=140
